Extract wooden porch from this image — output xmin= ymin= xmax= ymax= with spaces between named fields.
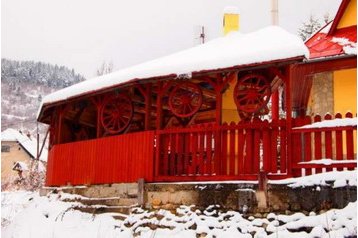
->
xmin=45 ymin=113 xmax=356 ymax=186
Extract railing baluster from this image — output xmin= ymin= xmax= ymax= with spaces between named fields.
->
xmin=346 ymin=112 xmax=354 ymax=161
xmin=229 ymin=122 xmax=236 ymax=176
xmin=313 ymin=115 xmax=322 ymax=174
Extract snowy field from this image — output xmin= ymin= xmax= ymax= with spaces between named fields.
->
xmin=2 ymin=171 xmax=357 ymax=238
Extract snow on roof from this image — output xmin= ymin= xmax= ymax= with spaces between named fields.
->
xmin=38 ymin=26 xmax=308 ymax=117
xmin=223 ymin=6 xmax=239 ymax=14
xmin=1 ymin=128 xmax=47 ymax=162
xmin=305 ymin=24 xmax=356 ymax=59
xmin=293 ymin=117 xmax=357 ymax=129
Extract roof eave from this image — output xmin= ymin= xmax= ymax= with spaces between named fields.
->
xmin=37 ymin=55 xmax=306 ymax=123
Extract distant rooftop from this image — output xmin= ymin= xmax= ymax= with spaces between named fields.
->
xmin=1 ymin=128 xmax=47 ymax=162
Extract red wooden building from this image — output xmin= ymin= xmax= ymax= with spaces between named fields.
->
xmin=37 ymin=24 xmax=356 ymax=186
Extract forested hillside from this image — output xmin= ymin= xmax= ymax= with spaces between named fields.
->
xmin=1 ymin=58 xmax=85 ymax=133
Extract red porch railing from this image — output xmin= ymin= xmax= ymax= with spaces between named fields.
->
xmin=46 ymin=131 xmax=155 ymax=186
xmin=291 ymin=112 xmax=357 ymax=177
xmin=45 ymin=113 xmax=356 ymax=186
xmin=154 ymin=119 xmax=288 ymax=182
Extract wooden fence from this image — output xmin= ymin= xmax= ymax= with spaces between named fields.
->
xmin=291 ymin=112 xmax=357 ymax=176
xmin=45 ymin=113 xmax=356 ymax=186
xmin=155 ymin=119 xmax=288 ymax=181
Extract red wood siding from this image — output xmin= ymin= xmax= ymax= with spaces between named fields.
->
xmin=46 ymin=131 xmax=155 ymax=186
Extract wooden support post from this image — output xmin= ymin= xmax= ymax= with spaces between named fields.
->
xmin=285 ymin=65 xmax=293 ymax=176
xmin=56 ymin=107 xmax=64 ymax=144
xmin=37 ymin=128 xmax=49 ymax=160
xmin=215 ymin=91 xmax=223 ymax=125
xmin=145 ymin=84 xmax=152 ymax=130
xmin=271 ymin=91 xmax=279 ymax=121
xmin=156 ymin=81 xmax=163 ymax=130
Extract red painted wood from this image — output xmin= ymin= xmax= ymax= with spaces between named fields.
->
xmin=271 ymin=91 xmax=279 ymax=121
xmin=313 ymin=115 xmax=322 ymax=174
xmin=346 ymin=112 xmax=354 ymax=160
xmin=291 ymin=117 xmax=304 ymax=176
xmin=253 ymin=126 xmax=261 ymax=174
xmin=262 ymin=121 xmax=270 ymax=173
xmin=206 ymin=124 xmax=213 ymax=175
xmin=154 ymin=174 xmax=258 ymax=182
xmin=237 ymin=127 xmax=245 ymax=175
xmin=279 ymin=119 xmax=287 ymax=174
xmin=176 ymin=133 xmax=183 ymax=175
xmin=183 ymin=133 xmax=190 ymax=175
xmin=324 ymin=114 xmax=333 ymax=172
xmin=303 ymin=117 xmax=312 ymax=175
xmin=213 ymin=125 xmax=221 ymax=175
xmin=335 ymin=113 xmax=343 ymax=171
xmin=221 ymin=123 xmax=228 ymax=175
xmin=244 ymin=128 xmax=253 ymax=174
xmin=162 ymin=135 xmax=169 ymax=176
xmin=192 ymin=130 xmax=199 ymax=175
xmin=198 ymin=125 xmax=205 ymax=175
xmin=229 ymin=122 xmax=236 ymax=176
xmin=47 ymin=112 xmax=356 ymax=185
xmin=270 ymin=124 xmax=278 ymax=173
xmin=46 ymin=131 xmax=155 ymax=186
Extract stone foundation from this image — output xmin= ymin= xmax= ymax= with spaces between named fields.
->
xmin=41 ymin=181 xmax=356 ymax=215
xmin=144 ymin=182 xmax=356 ymax=215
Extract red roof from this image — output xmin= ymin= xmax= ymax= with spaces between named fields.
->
xmin=306 ymin=25 xmax=356 ymax=59
xmin=305 ymin=0 xmax=357 ymax=59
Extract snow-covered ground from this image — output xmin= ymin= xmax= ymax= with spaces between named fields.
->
xmin=2 ymin=171 xmax=357 ymax=238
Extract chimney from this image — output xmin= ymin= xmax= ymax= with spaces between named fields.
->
xmin=223 ymin=6 xmax=239 ymax=35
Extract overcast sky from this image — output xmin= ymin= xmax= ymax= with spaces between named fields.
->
xmin=2 ymin=0 xmax=341 ymax=78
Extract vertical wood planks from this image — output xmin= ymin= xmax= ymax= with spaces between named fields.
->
xmin=345 ymin=112 xmax=354 ymax=160
xmin=46 ymin=131 xmax=155 ymax=186
xmin=313 ymin=115 xmax=322 ymax=174
xmin=229 ymin=122 xmax=236 ymax=176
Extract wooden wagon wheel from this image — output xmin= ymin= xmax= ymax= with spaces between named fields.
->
xmin=168 ymin=82 xmax=203 ymax=118
xmin=234 ymin=73 xmax=271 ymax=114
xmin=100 ymin=94 xmax=133 ymax=134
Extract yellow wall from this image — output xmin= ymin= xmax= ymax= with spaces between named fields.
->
xmin=222 ymin=12 xmax=240 ymax=122
xmin=337 ymin=0 xmax=357 ymax=29
xmin=333 ymin=68 xmax=357 ymax=115
xmin=223 ymin=13 xmax=239 ymax=35
xmin=1 ymin=141 xmax=32 ymax=185
xmin=222 ymin=75 xmax=241 ymax=123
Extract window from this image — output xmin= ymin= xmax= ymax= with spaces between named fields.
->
xmin=1 ymin=145 xmax=10 ymax=152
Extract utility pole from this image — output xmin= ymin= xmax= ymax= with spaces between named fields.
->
xmin=199 ymin=26 xmax=206 ymax=44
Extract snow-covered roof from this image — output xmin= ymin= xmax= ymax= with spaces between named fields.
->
xmin=1 ymin=128 xmax=47 ymax=162
xmin=38 ymin=26 xmax=308 ymax=117
xmin=223 ymin=6 xmax=239 ymax=14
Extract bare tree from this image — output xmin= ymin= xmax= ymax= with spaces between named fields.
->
xmin=96 ymin=61 xmax=114 ymax=76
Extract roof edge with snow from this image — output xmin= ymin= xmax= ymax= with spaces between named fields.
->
xmin=38 ymin=26 xmax=309 ymax=121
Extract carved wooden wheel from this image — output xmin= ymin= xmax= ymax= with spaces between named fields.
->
xmin=234 ymin=73 xmax=271 ymax=114
xmin=100 ymin=94 xmax=133 ymax=134
xmin=168 ymin=82 xmax=203 ymax=118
